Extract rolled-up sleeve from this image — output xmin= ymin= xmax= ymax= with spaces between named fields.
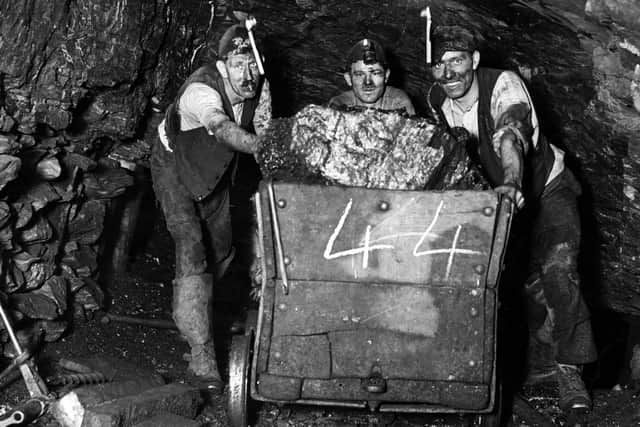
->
xmin=490 ymin=71 xmax=539 ymax=157
xmin=179 ymin=83 xmax=230 ymax=133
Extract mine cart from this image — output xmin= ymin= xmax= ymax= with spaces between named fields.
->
xmin=228 ymin=181 xmax=513 ymax=427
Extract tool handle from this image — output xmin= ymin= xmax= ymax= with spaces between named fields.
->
xmin=0 ymin=299 xmax=23 ymax=355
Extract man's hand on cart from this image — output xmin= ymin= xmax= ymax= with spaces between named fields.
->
xmin=249 ymin=257 xmax=262 ymax=301
xmin=495 ymin=182 xmax=525 ymax=210
xmin=249 ymin=285 xmax=261 ymax=302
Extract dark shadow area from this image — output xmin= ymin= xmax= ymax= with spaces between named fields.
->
xmin=215 ymin=153 xmax=260 ymax=313
xmin=65 ymin=94 xmax=97 ymax=136
xmin=385 ymin=48 xmax=408 ymax=93
xmin=98 ymin=167 xmax=151 ymax=283
xmin=127 ymin=172 xmax=163 ymax=267
xmin=263 ymin=36 xmax=298 ymax=118
xmin=584 ymin=309 xmax=632 ymax=388
xmin=498 ymin=213 xmax=535 ymax=386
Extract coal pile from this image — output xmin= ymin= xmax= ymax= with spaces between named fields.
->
xmin=257 ymin=105 xmax=473 ymax=190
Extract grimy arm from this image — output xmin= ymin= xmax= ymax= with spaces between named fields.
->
xmin=497 ymin=128 xmax=524 ymax=188
xmin=493 ymin=102 xmax=531 ymax=188
xmin=493 ymin=105 xmax=529 ymax=209
xmin=210 ymin=121 xmax=258 ymax=154
xmin=209 ymin=80 xmax=272 ymax=154
xmin=493 ymin=133 xmax=525 ymax=209
xmin=490 ymin=72 xmax=538 ymax=208
xmin=181 ymin=82 xmax=261 ymax=154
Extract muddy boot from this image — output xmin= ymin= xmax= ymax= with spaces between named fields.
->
xmin=557 ymin=363 xmax=591 ymax=413
xmin=172 ymin=273 xmax=223 ymax=392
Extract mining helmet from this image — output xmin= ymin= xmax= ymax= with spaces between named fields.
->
xmin=346 ymin=38 xmax=388 ymax=69
xmin=218 ymin=24 xmax=254 ymax=59
xmin=431 ymin=25 xmax=478 ymax=63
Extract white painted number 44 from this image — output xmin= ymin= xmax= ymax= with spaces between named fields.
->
xmin=322 ymin=199 xmax=481 ymax=279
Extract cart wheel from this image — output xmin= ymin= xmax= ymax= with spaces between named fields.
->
xmin=228 ymin=334 xmax=252 ymax=427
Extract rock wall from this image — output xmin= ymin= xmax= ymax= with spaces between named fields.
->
xmin=0 ymin=0 xmax=638 ymax=326
xmin=0 ymin=0 xmax=215 ymax=343
xmin=518 ymin=0 xmax=640 ymax=315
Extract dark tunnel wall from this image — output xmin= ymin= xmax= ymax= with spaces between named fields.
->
xmin=0 ymin=0 xmax=639 ymax=318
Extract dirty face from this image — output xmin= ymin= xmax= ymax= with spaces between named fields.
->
xmin=344 ymin=60 xmax=390 ymax=105
xmin=220 ymin=53 xmax=260 ymax=100
xmin=431 ymin=51 xmax=479 ymax=100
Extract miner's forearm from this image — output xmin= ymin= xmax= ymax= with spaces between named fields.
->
xmin=499 ymin=132 xmax=524 ymax=187
xmin=212 ymin=121 xmax=258 ymax=154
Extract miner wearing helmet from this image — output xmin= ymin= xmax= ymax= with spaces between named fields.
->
xmin=150 ymin=23 xmax=271 ymax=392
xmin=329 ymin=38 xmax=415 ymax=114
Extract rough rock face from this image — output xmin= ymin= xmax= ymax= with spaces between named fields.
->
xmin=258 ymin=105 xmax=470 ymax=190
xmin=0 ymin=0 xmax=639 ymax=322
xmin=0 ymin=0 xmax=213 ymax=344
xmin=0 ymin=0 xmax=202 ymax=141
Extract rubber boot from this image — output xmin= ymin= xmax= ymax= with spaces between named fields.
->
xmin=172 ymin=273 xmax=222 ymax=390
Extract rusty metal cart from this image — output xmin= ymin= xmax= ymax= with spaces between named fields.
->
xmin=229 ymin=181 xmax=513 ymax=427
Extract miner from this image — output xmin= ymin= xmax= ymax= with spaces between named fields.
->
xmin=426 ymin=25 xmax=597 ymax=413
xmin=150 ymin=23 xmax=271 ymax=391
xmin=328 ymin=38 xmax=416 ymax=114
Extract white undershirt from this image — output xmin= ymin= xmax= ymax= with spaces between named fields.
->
xmin=444 ymin=99 xmax=479 ymax=139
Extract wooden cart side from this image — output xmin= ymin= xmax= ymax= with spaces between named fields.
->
xmin=250 ymin=183 xmax=510 ymax=412
xmin=260 ymin=183 xmax=499 ymax=287
xmin=481 ymin=196 xmax=514 ymax=417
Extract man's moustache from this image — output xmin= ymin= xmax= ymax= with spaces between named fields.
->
xmin=441 ymin=75 xmax=462 ymax=84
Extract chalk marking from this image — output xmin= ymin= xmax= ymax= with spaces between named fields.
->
xmin=368 ymin=231 xmax=441 ymax=244
xmin=445 ymin=225 xmax=462 ymax=279
xmin=362 ymin=224 xmax=372 ymax=269
xmin=323 ymin=198 xmax=393 ymax=260
xmin=359 ymin=302 xmax=406 ymax=324
xmin=323 ymin=198 xmax=481 ymax=273
xmin=413 ymin=200 xmax=444 ymax=256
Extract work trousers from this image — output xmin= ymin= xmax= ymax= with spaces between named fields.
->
xmin=150 ymin=139 xmax=233 ymax=279
xmin=524 ymin=169 xmax=597 ymax=365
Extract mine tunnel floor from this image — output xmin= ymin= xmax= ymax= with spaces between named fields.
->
xmin=0 ymin=188 xmax=638 ymax=427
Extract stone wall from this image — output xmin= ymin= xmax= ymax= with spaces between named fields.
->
xmin=0 ymin=0 xmax=213 ymax=343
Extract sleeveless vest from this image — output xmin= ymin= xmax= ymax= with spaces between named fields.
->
xmin=430 ymin=68 xmax=555 ymax=199
xmin=164 ymin=65 xmax=260 ymax=201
